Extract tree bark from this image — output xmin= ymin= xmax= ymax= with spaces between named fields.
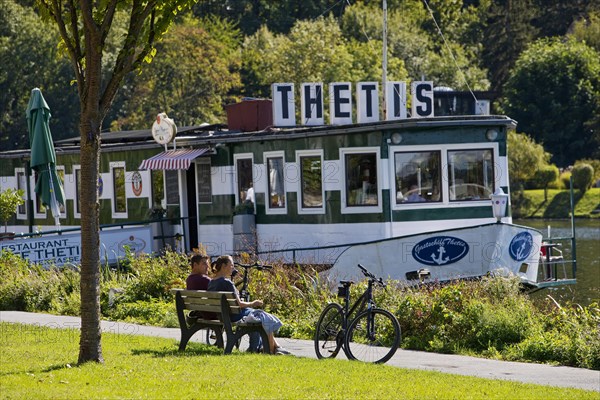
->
xmin=78 ymin=118 xmax=103 ymax=364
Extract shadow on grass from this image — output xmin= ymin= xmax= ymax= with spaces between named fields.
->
xmin=0 ymin=361 xmax=80 ymax=378
xmin=543 ymin=191 xmax=582 ymax=218
xmin=131 ymin=342 xmax=223 ymax=358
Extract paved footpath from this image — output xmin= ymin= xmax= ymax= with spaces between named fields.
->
xmin=2 ymin=311 xmax=599 ymax=392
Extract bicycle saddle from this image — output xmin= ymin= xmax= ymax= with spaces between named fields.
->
xmin=339 ymin=280 xmax=354 ymax=286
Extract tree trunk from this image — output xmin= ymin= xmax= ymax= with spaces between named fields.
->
xmin=77 ymin=117 xmax=103 ymax=364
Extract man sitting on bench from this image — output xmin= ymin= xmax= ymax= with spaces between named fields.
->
xmin=186 ymin=254 xmax=215 ymax=320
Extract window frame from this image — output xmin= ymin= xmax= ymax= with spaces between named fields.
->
xmin=389 ymin=143 xmax=499 ymax=210
xmin=195 ymin=158 xmax=213 ymax=204
xmin=264 ymin=151 xmax=287 ymax=215
xmin=340 ymin=147 xmax=382 ymax=214
xmin=296 ymin=150 xmax=325 ymax=215
xmin=233 ymin=153 xmax=254 ymax=206
xmin=55 ymin=165 xmax=66 ymax=219
xmin=393 ymin=150 xmax=443 ymax=205
xmin=15 ymin=168 xmax=27 ymax=219
xmin=73 ymin=165 xmax=81 ymax=219
xmin=447 ymin=148 xmax=495 ymax=203
xmin=110 ymin=161 xmax=128 ymax=218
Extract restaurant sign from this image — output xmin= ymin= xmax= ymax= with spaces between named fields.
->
xmin=0 ymin=226 xmax=152 ymax=267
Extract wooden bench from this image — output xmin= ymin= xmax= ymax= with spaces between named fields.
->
xmin=171 ymin=289 xmax=271 ymax=354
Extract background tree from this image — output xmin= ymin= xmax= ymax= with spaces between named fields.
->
xmin=533 ymin=165 xmax=559 ymax=201
xmin=481 ymin=0 xmax=539 ymax=95
xmin=110 ymin=16 xmax=242 ymax=130
xmin=35 ymin=0 xmax=196 ymax=364
xmin=0 ymin=0 xmax=79 ymax=150
xmin=192 ymin=0 xmax=346 ymax=35
xmin=571 ymin=163 xmax=595 ymax=193
xmin=507 ymin=130 xmax=551 ymax=192
xmin=501 ymin=37 xmax=600 ymax=166
xmin=341 ymin=2 xmax=489 ymax=90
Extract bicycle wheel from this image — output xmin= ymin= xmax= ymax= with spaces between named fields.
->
xmin=314 ymin=303 xmax=344 ymax=359
xmin=205 ymin=328 xmax=219 ymax=346
xmin=344 ymin=308 xmax=401 ymax=364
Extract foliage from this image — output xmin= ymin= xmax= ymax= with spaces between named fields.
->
xmin=501 ymin=37 xmax=600 ymax=166
xmin=233 ymin=201 xmax=254 ymax=215
xmin=2 ymin=249 xmax=599 ymax=369
xmin=571 ymin=163 xmax=595 ymax=193
xmin=0 ymin=251 xmax=79 ymax=313
xmin=571 ymin=11 xmax=600 ymax=53
xmin=340 ymin=2 xmax=489 ymax=90
xmin=0 ymin=188 xmax=24 ymax=231
xmin=532 ymin=165 xmax=559 ymax=200
xmin=507 ymin=131 xmax=551 ymax=192
xmin=575 ymin=159 xmax=600 ymax=183
xmin=480 ymin=0 xmax=539 ymax=94
xmin=110 ymin=16 xmax=243 ymax=131
xmin=3 ymin=324 xmax=597 ymax=400
xmin=0 ymin=0 xmax=79 ymax=150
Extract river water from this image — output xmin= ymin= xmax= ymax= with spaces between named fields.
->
xmin=515 ymin=219 xmax=600 ymax=306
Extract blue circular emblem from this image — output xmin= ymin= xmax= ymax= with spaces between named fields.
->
xmin=509 ymin=232 xmax=533 ymax=261
xmin=412 ymin=236 xmax=469 ymax=266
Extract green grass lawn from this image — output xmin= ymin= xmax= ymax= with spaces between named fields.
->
xmin=519 ymin=188 xmax=600 ymax=218
xmin=0 ymin=323 xmax=596 ymax=399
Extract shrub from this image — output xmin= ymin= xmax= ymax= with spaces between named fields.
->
xmin=559 ymin=171 xmax=572 ymax=189
xmin=571 ymin=163 xmax=594 ymax=192
xmin=1 ymin=250 xmax=598 ymax=370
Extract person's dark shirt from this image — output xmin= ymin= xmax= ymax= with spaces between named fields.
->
xmin=186 ymin=274 xmax=214 ymax=319
xmin=208 ymin=277 xmax=242 ymax=322
xmin=186 ymin=274 xmax=211 ymax=290
xmin=207 ymin=276 xmax=237 ymax=294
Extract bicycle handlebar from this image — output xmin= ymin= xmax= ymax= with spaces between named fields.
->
xmin=357 ymin=264 xmax=386 ymax=287
xmin=234 ymin=262 xmax=273 ymax=271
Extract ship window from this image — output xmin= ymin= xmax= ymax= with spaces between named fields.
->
xmin=196 ymin=158 xmax=212 ymax=203
xmin=56 ymin=166 xmax=66 ymax=216
xmin=16 ymin=169 xmax=27 ymax=217
xmin=345 ymin=152 xmax=378 ymax=207
xmin=447 ymin=149 xmax=494 ymax=201
xmin=151 ymin=170 xmax=164 ymax=209
xmin=300 ymin=155 xmax=323 ymax=209
xmin=267 ymin=156 xmax=286 ymax=209
xmin=165 ymin=170 xmax=179 ymax=206
xmin=236 ymin=157 xmax=253 ymax=205
xmin=394 ymin=151 xmax=442 ymax=204
xmin=33 ymin=170 xmax=46 ymax=216
xmin=111 ymin=163 xmax=127 ymax=216
xmin=74 ymin=166 xmax=81 ymax=218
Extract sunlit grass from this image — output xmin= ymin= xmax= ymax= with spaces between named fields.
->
xmin=0 ymin=322 xmax=596 ymax=399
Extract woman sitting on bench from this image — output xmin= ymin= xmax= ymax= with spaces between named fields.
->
xmin=208 ymin=255 xmax=290 ymax=355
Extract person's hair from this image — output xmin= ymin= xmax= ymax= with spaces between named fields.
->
xmin=213 ymin=255 xmax=232 ymax=272
xmin=190 ymin=254 xmax=209 ymax=269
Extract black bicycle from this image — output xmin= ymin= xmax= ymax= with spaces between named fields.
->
xmin=314 ymin=264 xmax=401 ymax=364
xmin=233 ymin=261 xmax=272 ymax=302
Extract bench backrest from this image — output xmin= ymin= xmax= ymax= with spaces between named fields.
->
xmin=171 ymin=289 xmax=241 ymax=315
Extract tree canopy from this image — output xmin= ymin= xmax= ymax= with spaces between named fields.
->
xmin=501 ymin=37 xmax=600 ymax=166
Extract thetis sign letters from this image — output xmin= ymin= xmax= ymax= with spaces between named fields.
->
xmin=272 ymin=81 xmax=434 ymax=127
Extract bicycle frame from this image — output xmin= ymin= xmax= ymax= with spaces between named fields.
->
xmin=338 ymin=277 xmax=376 ymax=331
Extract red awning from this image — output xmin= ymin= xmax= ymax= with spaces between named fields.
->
xmin=138 ymin=148 xmax=209 ymax=170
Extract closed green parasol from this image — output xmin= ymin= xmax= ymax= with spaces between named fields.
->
xmin=27 ymin=88 xmax=65 ymax=230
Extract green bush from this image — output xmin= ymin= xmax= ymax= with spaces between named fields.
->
xmin=572 ymin=163 xmax=594 ymax=193
xmin=559 ymin=171 xmax=572 ymax=189
xmin=1 ymin=250 xmax=598 ymax=369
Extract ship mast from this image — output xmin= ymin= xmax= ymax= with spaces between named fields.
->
xmin=382 ymin=0 xmax=388 ymax=120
